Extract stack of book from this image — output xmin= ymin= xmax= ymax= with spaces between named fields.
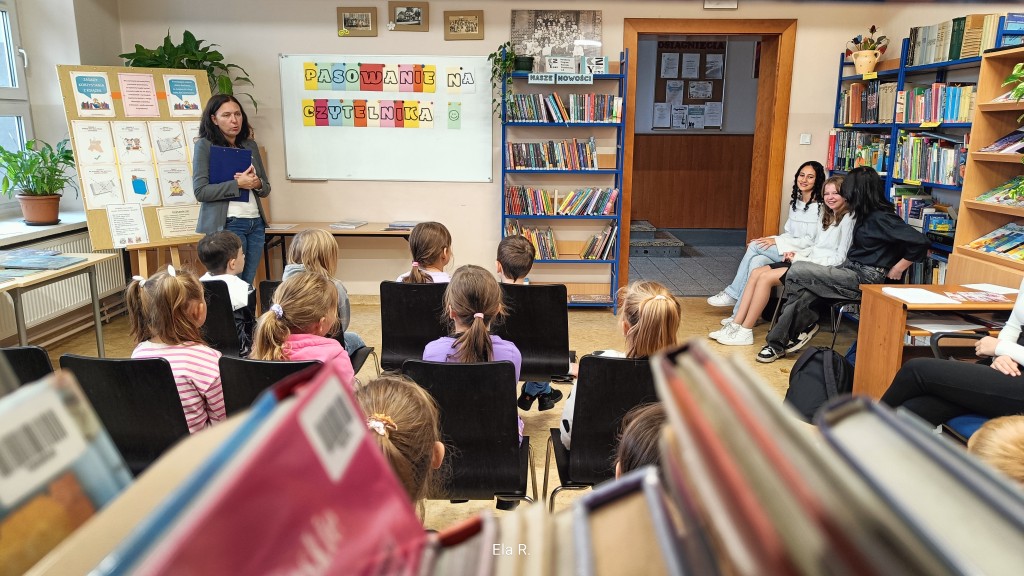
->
xmin=893 ymin=131 xmax=967 ymax=186
xmin=503 ymin=186 xmax=618 ymax=216
xmin=978 ymin=127 xmax=1024 ymax=154
xmin=895 ymin=82 xmax=976 ymax=124
xmin=893 ymin=187 xmax=935 ymax=229
xmin=838 ymin=81 xmax=898 ymax=124
xmin=907 ymin=13 xmax=1000 ymax=65
xmin=827 ymin=129 xmax=889 ymax=172
xmin=505 ymin=137 xmax=599 ymax=170
xmin=579 ymin=221 xmax=617 ymax=260
xmin=975 ymin=175 xmax=1024 ymax=207
xmin=328 ymin=220 xmax=367 ymax=230
xmin=1000 ymin=13 xmax=1024 ymax=47
xmin=965 ymin=222 xmax=1024 ymax=261
xmin=504 ymin=220 xmax=558 ymax=260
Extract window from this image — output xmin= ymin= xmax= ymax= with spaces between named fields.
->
xmin=0 ymin=0 xmax=32 ymax=210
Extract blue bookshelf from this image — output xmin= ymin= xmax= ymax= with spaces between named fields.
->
xmin=501 ymin=51 xmax=629 ymax=312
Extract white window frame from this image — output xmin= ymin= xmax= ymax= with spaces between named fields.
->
xmin=0 ymin=0 xmax=33 ymax=212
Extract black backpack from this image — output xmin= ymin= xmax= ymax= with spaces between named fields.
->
xmin=785 ymin=346 xmax=854 ymax=422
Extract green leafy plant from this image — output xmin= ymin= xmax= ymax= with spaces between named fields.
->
xmin=846 ymin=25 xmax=889 ymax=56
xmin=0 ymin=139 xmax=77 ymax=197
xmin=487 ymin=41 xmax=517 ymax=114
xmin=1002 ymin=62 xmax=1024 ymax=122
xmin=119 ymin=30 xmax=257 ymax=112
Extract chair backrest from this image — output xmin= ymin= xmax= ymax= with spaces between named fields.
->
xmin=379 ymin=281 xmax=448 ymax=371
xmin=259 ymin=279 xmax=281 ymax=315
xmin=493 ymin=283 xmax=571 ymax=381
xmin=58 ymin=353 xmax=190 ymax=476
xmin=201 ymin=279 xmax=242 ymax=357
xmin=1 ymin=345 xmax=54 ymax=386
xmin=401 ymin=359 xmax=523 ymax=500
xmin=570 ymin=354 xmax=658 ymax=484
xmin=218 ymin=356 xmax=321 ymax=415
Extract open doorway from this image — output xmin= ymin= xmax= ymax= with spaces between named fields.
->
xmin=620 ymin=19 xmax=797 ymax=295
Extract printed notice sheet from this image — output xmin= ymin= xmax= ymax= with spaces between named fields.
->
xmin=653 ymin=103 xmax=671 ymax=129
xmin=660 ymin=53 xmax=679 ymax=78
xmin=71 ymin=121 xmax=116 ymax=165
xmin=157 ymin=205 xmax=201 ymax=238
xmin=163 ymin=75 xmax=203 ymax=117
xmin=671 ymin=105 xmax=688 ymax=129
xmin=120 ymin=164 xmax=161 ymax=206
xmin=157 ymin=163 xmax=197 ymax=205
xmin=69 ymin=71 xmax=115 ymax=117
xmin=705 ymin=54 xmax=724 ymax=79
xmin=688 ymin=81 xmax=713 ymax=100
xmin=106 ymin=203 xmax=149 ymax=247
xmin=117 ymin=73 xmax=160 ymax=117
xmin=80 ymin=165 xmax=125 ymax=209
xmin=705 ymin=102 xmax=724 ymax=127
xmin=665 ymin=81 xmax=684 ymax=106
xmin=681 ymin=54 xmax=700 ymax=79
xmin=112 ymin=121 xmax=154 ymax=165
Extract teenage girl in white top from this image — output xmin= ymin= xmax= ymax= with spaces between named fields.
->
xmin=711 ymin=175 xmax=855 ymax=346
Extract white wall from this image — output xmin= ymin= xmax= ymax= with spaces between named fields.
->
xmin=22 ymin=0 xmax=1023 ymax=293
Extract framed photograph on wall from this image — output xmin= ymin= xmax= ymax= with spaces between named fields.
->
xmin=389 ymin=1 xmax=429 ymax=32
xmin=510 ymin=10 xmax=603 ymax=60
xmin=337 ymin=7 xmax=378 ymax=37
xmin=444 ymin=10 xmax=484 ymax=41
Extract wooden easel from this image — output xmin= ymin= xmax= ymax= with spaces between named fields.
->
xmin=127 ymin=236 xmax=203 ymax=277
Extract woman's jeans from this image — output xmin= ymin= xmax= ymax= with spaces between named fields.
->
xmin=725 ymin=243 xmax=783 ymax=314
xmin=224 ymin=217 xmax=265 ymax=285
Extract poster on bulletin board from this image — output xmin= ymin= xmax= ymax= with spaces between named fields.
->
xmin=57 ymin=65 xmax=211 ymax=251
xmin=278 ymin=54 xmax=492 ymax=182
xmin=652 ymin=40 xmax=727 ymax=131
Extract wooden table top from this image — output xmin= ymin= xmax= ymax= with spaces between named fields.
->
xmin=0 ymin=252 xmax=119 ymax=292
xmin=263 ymin=222 xmax=412 ymax=237
xmin=861 ymin=283 xmax=1017 ymax=312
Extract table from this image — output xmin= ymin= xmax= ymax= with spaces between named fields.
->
xmin=262 ymin=222 xmax=412 ymax=278
xmin=0 ymin=252 xmax=119 ymax=357
xmin=853 ymin=284 xmax=1015 ymax=399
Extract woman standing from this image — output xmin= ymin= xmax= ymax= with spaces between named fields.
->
xmin=194 ymin=95 xmax=270 ymax=285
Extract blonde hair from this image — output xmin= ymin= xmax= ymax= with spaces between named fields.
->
xmin=404 ymin=221 xmax=452 ymax=283
xmin=288 ymin=228 xmax=339 ymax=277
xmin=126 ymin=267 xmax=205 ymax=346
xmin=968 ymin=415 xmax=1024 ymax=486
xmin=821 ymin=175 xmax=849 ymax=230
xmin=356 ymin=375 xmax=444 ymax=509
xmin=442 ymin=264 xmax=504 ymax=363
xmin=617 ymin=281 xmax=681 ymax=358
xmin=251 ymin=271 xmax=339 ymax=361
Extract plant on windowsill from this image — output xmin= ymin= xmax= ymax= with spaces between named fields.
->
xmin=0 ymin=139 xmax=77 ymax=225
xmin=119 ymin=30 xmax=257 ymax=112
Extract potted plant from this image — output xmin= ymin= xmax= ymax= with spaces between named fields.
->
xmin=488 ymin=41 xmax=519 ymax=114
xmin=846 ymin=25 xmax=889 ymax=74
xmin=120 ymin=30 xmax=257 ymax=112
xmin=0 ymin=139 xmax=77 ymax=225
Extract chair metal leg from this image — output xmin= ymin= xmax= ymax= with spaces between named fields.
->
xmin=528 ymin=444 xmax=539 ymax=503
xmin=369 ymin=349 xmax=381 ymax=376
xmin=543 ymin=435 xmax=553 ymax=507
xmin=548 ymin=485 xmax=588 ymax=514
xmin=768 ymin=291 xmax=785 ymax=331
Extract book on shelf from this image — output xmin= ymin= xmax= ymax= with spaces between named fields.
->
xmin=328 ymin=220 xmax=367 ymax=230
xmin=505 ymin=137 xmax=599 ymax=170
xmin=568 ymin=293 xmax=613 ymax=304
xmin=978 ymin=127 xmax=1024 ymax=152
xmin=975 ymin=175 xmax=1024 ymax=206
xmin=966 ymin=222 xmax=1024 ymax=261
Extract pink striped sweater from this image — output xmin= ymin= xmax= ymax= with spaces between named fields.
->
xmin=132 ymin=341 xmax=226 ymax=433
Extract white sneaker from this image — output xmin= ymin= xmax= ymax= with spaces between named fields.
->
xmin=720 ymin=316 xmax=735 ymax=326
xmin=716 ymin=325 xmax=754 ymax=346
xmin=708 ymin=323 xmax=736 ymax=340
xmin=707 ymin=291 xmax=737 ymax=307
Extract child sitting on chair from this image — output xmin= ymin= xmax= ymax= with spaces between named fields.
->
xmin=356 ymin=374 xmax=445 ymax=517
xmin=615 ymin=403 xmax=667 ymax=478
xmin=497 ymin=234 xmax=564 ymax=412
xmin=398 ymin=222 xmax=453 ymax=283
xmin=968 ymin=415 xmax=1024 ymax=487
xmin=198 ymin=230 xmax=256 ymax=356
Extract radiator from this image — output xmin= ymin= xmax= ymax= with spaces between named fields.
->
xmin=0 ymin=232 xmax=123 ymax=339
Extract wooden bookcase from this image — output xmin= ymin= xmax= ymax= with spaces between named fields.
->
xmin=947 ymin=45 xmax=1024 ymax=286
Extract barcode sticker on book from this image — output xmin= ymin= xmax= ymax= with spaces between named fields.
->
xmin=298 ymin=374 xmax=363 ymax=483
xmin=0 ymin=387 xmax=87 ymax=507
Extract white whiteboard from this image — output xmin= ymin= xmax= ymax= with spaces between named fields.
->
xmin=279 ymin=54 xmax=492 ymax=182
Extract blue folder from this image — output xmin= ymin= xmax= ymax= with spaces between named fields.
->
xmin=209 ymin=145 xmax=253 ymax=203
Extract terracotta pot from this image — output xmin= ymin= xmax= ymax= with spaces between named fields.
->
xmin=16 ymin=193 xmax=61 ymax=225
xmin=852 ymin=50 xmax=880 ymax=75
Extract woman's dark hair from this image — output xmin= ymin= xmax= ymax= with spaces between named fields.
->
xmin=198 ymin=94 xmax=252 ymax=147
xmin=842 ymin=166 xmax=894 ymax=222
xmin=790 ymin=161 xmax=826 ymax=211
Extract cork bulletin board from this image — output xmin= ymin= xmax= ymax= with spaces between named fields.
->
xmin=652 ymin=40 xmax=728 ymax=130
xmin=56 ymin=65 xmax=212 ymax=251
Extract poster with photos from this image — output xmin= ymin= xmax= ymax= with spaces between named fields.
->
xmin=652 ymin=39 xmax=727 ymax=130
xmin=510 ymin=10 xmax=602 ymax=59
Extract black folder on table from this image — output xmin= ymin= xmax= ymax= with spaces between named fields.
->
xmin=209 ymin=145 xmax=253 ymax=202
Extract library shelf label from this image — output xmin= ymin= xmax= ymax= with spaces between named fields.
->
xmin=862 ymin=72 xmax=878 ymax=80
xmin=528 ymin=73 xmax=556 ymax=84
xmin=555 ymin=73 xmax=594 ymax=85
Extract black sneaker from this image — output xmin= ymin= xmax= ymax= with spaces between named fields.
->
xmin=537 ymin=388 xmax=564 ymax=411
xmin=756 ymin=344 xmax=785 ymax=363
xmin=786 ymin=323 xmax=820 ymax=353
xmin=517 ymin=384 xmax=537 ymax=411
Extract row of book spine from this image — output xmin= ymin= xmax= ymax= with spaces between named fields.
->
xmin=839 ymin=81 xmax=896 ymax=124
xmin=966 ymin=222 xmax=1024 ymax=261
xmin=505 ymin=138 xmax=598 ymax=170
xmin=1000 ymin=13 xmax=1024 ymax=47
xmin=506 ymin=93 xmax=623 ymax=123
xmin=504 ymin=221 xmax=558 ymax=260
xmin=580 ymin=222 xmax=618 ymax=260
xmin=826 ymin=129 xmax=889 ymax=172
xmin=907 ymin=13 xmax=1000 ymax=66
xmin=504 ymin=186 xmax=619 ymax=216
xmin=896 ymin=83 xmax=976 ymax=124
xmin=907 ymin=250 xmax=949 ymax=284
xmin=893 ymin=132 xmax=966 ymax=186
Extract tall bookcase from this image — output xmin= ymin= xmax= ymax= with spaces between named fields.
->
xmin=500 ymin=51 xmax=628 ymax=311
xmin=947 ymin=45 xmax=1024 ymax=287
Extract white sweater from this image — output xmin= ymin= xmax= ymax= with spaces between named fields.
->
xmin=994 ymin=277 xmax=1024 ymax=366
xmin=774 ymin=200 xmax=821 ymax=254
xmin=788 ymin=214 xmax=857 ymax=267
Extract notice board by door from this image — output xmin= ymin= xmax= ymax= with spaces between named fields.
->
xmin=279 ymin=54 xmax=492 ymax=182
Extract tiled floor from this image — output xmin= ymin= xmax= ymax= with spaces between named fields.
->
xmin=629 ymin=244 xmax=746 ymax=297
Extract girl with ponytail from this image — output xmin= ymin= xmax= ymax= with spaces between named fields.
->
xmin=397 ymin=222 xmax=453 ymax=283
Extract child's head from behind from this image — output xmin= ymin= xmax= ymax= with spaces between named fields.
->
xmin=617 ymin=281 xmax=681 ymax=358
xmin=615 ymin=402 xmax=667 ymax=477
xmin=197 ymin=231 xmax=243 ymax=276
xmin=968 ymin=415 xmax=1024 ymax=486
xmin=496 ymin=235 xmax=535 ymax=283
xmin=356 ymin=375 xmax=444 ymax=507
xmin=403 ymin=221 xmax=452 ymax=283
xmin=288 ymin=228 xmax=339 ymax=276
xmin=443 ymin=264 xmax=504 ymax=363
xmin=251 ymin=271 xmax=339 ymax=360
xmin=126 ymin=266 xmax=206 ymax=346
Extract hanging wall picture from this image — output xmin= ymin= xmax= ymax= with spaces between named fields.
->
xmin=444 ymin=10 xmax=483 ymax=41
xmin=388 ymin=2 xmax=429 ymax=32
xmin=338 ymin=7 xmax=378 ymax=37
xmin=510 ymin=10 xmax=602 ymax=60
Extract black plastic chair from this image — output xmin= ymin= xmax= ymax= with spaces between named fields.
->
xmin=259 ymin=279 xmax=281 ymax=315
xmin=349 ymin=345 xmax=380 ymax=377
xmin=380 ymin=281 xmax=448 ymax=372
xmin=402 ymin=359 xmax=537 ymax=506
xmin=544 ymin=354 xmax=657 ymax=511
xmin=59 ymin=354 xmax=190 ymax=476
xmin=493 ymin=283 xmax=572 ymax=381
xmin=1 ymin=345 xmax=54 ymax=386
xmin=218 ymin=356 xmax=321 ymax=415
xmin=201 ymin=279 xmax=244 ymax=357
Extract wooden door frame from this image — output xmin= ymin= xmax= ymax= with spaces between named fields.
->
xmin=621 ymin=19 xmax=797 ymax=288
